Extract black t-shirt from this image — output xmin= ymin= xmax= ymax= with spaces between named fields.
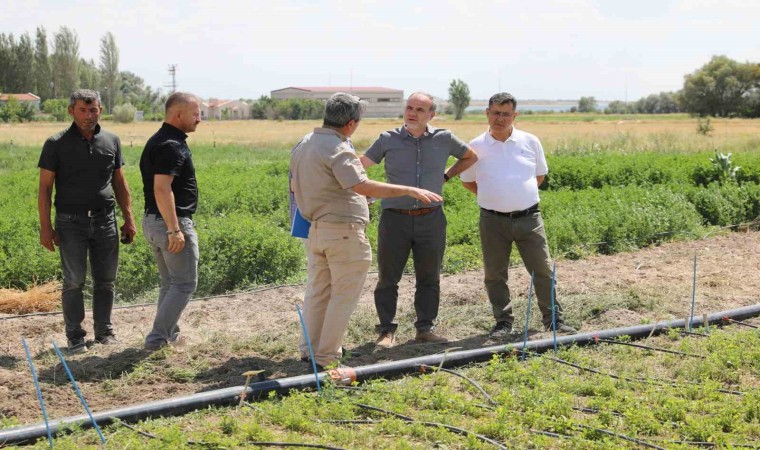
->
xmin=37 ymin=123 xmax=123 ymax=212
xmin=140 ymin=122 xmax=198 ymax=216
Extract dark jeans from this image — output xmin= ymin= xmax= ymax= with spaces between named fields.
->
xmin=56 ymin=209 xmax=119 ymax=341
xmin=479 ymin=208 xmax=564 ymax=327
xmin=374 ymin=208 xmax=446 ymax=333
xmin=142 ymin=214 xmax=199 ymax=346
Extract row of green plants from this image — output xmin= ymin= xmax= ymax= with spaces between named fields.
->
xmin=1 ymin=144 xmax=758 ymax=301
xmin=11 ymin=327 xmax=760 ymax=448
xmin=544 ymin=150 xmax=760 ymax=190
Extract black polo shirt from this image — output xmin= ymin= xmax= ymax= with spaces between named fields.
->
xmin=38 ymin=123 xmax=123 ymax=213
xmin=140 ymin=122 xmax=198 ymax=217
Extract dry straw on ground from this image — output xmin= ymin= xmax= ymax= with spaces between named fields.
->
xmin=0 ymin=281 xmax=59 ymax=314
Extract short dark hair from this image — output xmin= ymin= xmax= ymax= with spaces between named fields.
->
xmin=165 ymin=92 xmax=199 ymax=113
xmin=323 ymin=93 xmax=366 ymax=128
xmin=69 ymin=89 xmax=101 ymax=107
xmin=488 ymin=92 xmax=517 ymax=109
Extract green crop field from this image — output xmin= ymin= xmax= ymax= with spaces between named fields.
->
xmin=2 ymin=117 xmax=760 ymax=301
xmin=2 ymin=116 xmax=760 ymax=449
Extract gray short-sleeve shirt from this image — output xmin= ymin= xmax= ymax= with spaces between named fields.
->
xmin=364 ymin=126 xmax=468 ymax=209
xmin=290 ymin=128 xmax=370 ymax=224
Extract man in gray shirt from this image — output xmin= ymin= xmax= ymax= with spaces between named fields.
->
xmin=360 ymin=92 xmax=478 ymax=348
xmin=291 ymin=93 xmax=441 ymax=370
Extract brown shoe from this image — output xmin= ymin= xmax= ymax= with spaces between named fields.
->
xmin=415 ymin=330 xmax=449 ymax=344
xmin=376 ymin=331 xmax=395 ymax=348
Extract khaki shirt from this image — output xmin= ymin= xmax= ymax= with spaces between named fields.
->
xmin=290 ymin=127 xmax=369 ymax=224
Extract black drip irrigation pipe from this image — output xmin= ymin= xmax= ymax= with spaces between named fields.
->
xmin=2 ymin=303 xmax=759 ymax=446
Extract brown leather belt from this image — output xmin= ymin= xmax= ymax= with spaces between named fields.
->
xmin=387 ymin=206 xmax=440 ymax=216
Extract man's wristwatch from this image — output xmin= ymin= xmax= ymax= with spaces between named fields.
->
xmin=166 ymin=229 xmax=182 ymax=235
xmin=443 ymin=173 xmax=451 ymax=182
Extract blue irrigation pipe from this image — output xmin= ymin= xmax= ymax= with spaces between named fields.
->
xmin=51 ymin=342 xmax=106 ymax=445
xmin=21 ymin=337 xmax=53 ymax=449
xmin=689 ymin=255 xmax=698 ymax=331
xmin=521 ymin=272 xmax=535 ymax=361
xmin=550 ymin=262 xmax=558 ymax=353
xmin=295 ymin=304 xmax=321 ymax=393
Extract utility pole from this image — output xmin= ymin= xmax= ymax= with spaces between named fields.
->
xmin=166 ymin=64 xmax=177 ymax=93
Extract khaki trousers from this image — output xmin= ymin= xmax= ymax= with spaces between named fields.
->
xmin=299 ymin=221 xmax=371 ymax=367
xmin=479 ymin=208 xmax=564 ymax=326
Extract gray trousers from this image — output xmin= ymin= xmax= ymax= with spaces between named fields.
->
xmin=374 ymin=208 xmax=446 ymax=333
xmin=142 ymin=214 xmax=199 ymax=346
xmin=479 ymin=208 xmax=563 ymax=326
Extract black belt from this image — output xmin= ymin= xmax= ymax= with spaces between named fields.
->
xmin=387 ymin=206 xmax=441 ymax=216
xmin=482 ymin=204 xmax=539 ymax=218
xmin=58 ymin=206 xmax=113 ymax=217
xmin=145 ymin=210 xmax=193 ymax=219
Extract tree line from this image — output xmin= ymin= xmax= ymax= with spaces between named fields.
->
xmin=0 ymin=26 xmax=164 ymax=120
xmin=2 ymin=29 xmax=758 ymax=121
xmin=577 ymin=56 xmax=760 ymax=117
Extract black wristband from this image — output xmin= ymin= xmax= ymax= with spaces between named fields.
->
xmin=443 ymin=173 xmax=450 ymax=182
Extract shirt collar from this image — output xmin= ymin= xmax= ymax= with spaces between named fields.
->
xmin=313 ymin=127 xmax=348 ymax=141
xmin=160 ymin=122 xmax=189 ymax=141
xmin=400 ymin=124 xmax=434 ymax=139
xmin=69 ymin=122 xmax=101 ymax=139
xmin=486 ymin=126 xmax=518 ymax=145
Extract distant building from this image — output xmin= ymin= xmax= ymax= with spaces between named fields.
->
xmin=271 ymin=87 xmax=404 ymax=118
xmin=201 ymin=98 xmax=251 ymax=120
xmin=0 ymin=92 xmax=41 ymax=110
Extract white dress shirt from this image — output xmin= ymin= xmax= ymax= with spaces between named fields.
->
xmin=460 ymin=127 xmax=548 ymax=213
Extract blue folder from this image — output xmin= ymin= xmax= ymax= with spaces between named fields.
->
xmin=291 ymin=207 xmax=311 ymax=238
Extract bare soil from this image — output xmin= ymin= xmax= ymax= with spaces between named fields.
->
xmin=1 ymin=231 xmax=758 ymax=425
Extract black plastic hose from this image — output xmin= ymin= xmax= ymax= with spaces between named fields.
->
xmin=2 ymin=303 xmax=759 ymax=445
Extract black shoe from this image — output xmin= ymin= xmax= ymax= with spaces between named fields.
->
xmin=67 ymin=338 xmax=88 ymax=354
xmin=489 ymin=322 xmax=516 ymax=338
xmin=94 ymin=334 xmax=120 ymax=345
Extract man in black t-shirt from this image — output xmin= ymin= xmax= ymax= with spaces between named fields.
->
xmin=38 ymin=89 xmax=136 ymax=353
xmin=139 ymin=92 xmax=201 ymax=352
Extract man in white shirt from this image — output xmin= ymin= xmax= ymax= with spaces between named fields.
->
xmin=460 ymin=92 xmax=577 ymax=338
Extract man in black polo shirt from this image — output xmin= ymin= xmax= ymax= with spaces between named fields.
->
xmin=140 ymin=92 xmax=201 ymax=351
xmin=38 ymin=89 xmax=137 ymax=353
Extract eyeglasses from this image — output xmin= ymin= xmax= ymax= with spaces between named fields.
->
xmin=488 ymin=111 xmax=515 ymax=119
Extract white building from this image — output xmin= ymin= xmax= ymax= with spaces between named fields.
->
xmin=271 ymin=86 xmax=404 ymax=118
xmin=200 ymin=99 xmax=251 ymax=120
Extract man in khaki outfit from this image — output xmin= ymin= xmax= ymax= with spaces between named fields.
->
xmin=290 ymin=93 xmax=442 ymax=370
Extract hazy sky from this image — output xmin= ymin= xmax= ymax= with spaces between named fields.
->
xmin=4 ymin=0 xmax=759 ymax=101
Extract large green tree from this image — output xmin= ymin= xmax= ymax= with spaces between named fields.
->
xmin=0 ymin=34 xmax=16 ymax=91
xmin=578 ymin=96 xmax=598 ymax=113
xmin=78 ymin=58 xmax=100 ymax=90
xmin=13 ymin=32 xmax=34 ymax=93
xmin=51 ymin=26 xmax=80 ymax=98
xmin=681 ymin=55 xmax=759 ymax=117
xmin=448 ymin=78 xmax=470 ymax=120
xmin=99 ymin=32 xmax=120 ymax=113
xmin=119 ymin=71 xmax=163 ymax=114
xmin=33 ymin=27 xmax=52 ymax=100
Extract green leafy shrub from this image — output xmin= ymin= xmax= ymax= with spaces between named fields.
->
xmin=112 ymin=103 xmax=137 ymax=123
xmin=197 ymin=214 xmax=304 ymax=294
